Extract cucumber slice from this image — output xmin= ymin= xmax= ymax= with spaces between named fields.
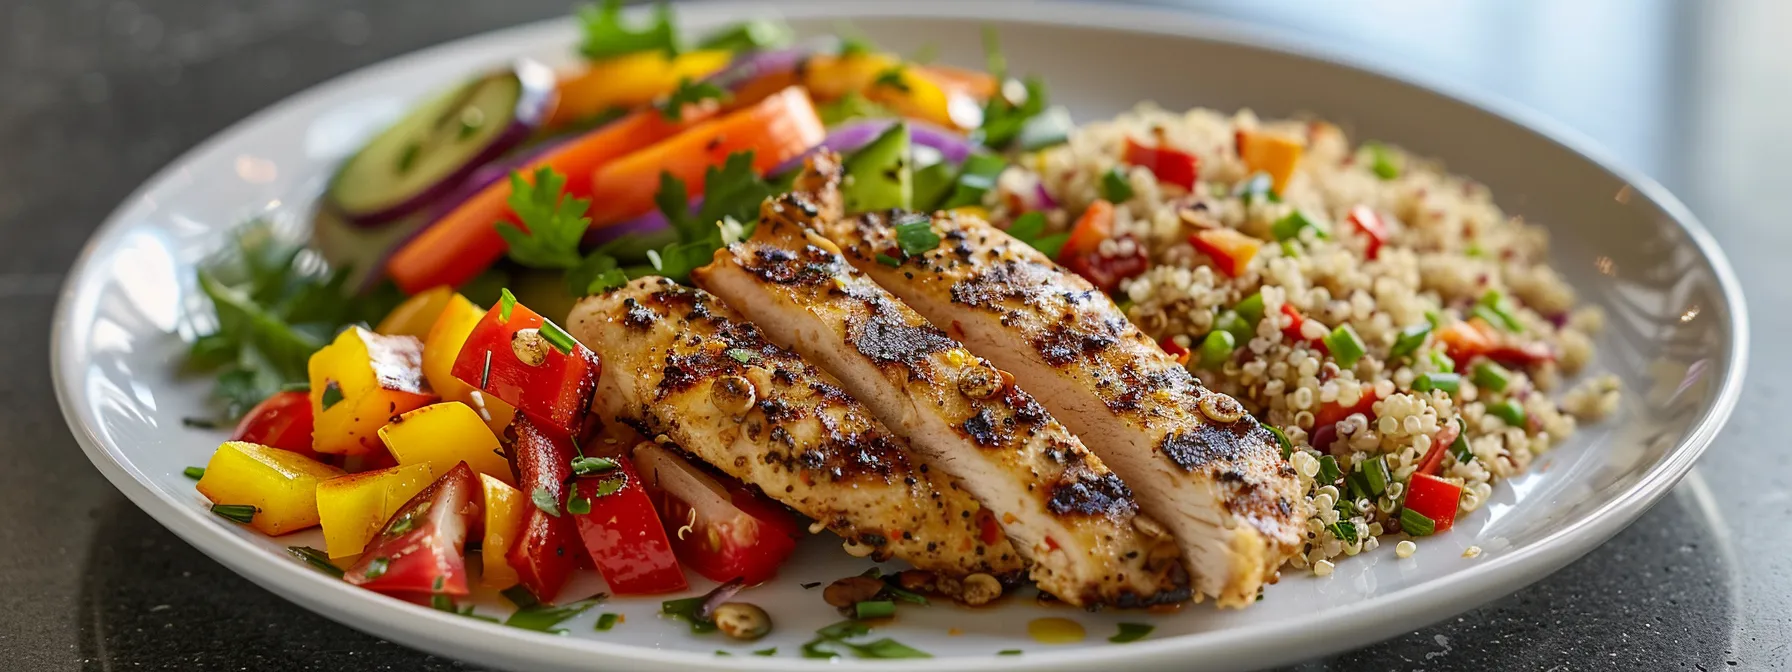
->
xmin=841 ymin=121 xmax=912 ymax=213
xmin=327 ymin=60 xmax=555 ymax=227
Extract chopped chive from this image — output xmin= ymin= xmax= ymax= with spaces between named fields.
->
xmin=1389 ymin=323 xmax=1431 ymax=360
xmin=571 ymin=457 xmax=619 ymax=476
xmin=531 ymin=487 xmax=562 ymax=517
xmin=1271 ymin=210 xmax=1326 ymax=241
xmin=594 ymin=612 xmax=620 ymax=631
xmin=1234 ymin=292 xmax=1266 ymax=326
xmin=1412 ymin=372 xmax=1461 ymax=394
xmin=1110 ymin=622 xmax=1154 ymax=643
xmin=320 ymin=380 xmax=344 ymax=411
xmin=1100 ymin=167 xmax=1134 ymax=202
xmin=506 ymin=595 xmax=604 ymax=634
xmin=875 ymin=253 xmax=903 ymax=267
xmin=998 ymin=649 xmax=1023 ymax=656
xmin=1488 ymin=399 xmax=1527 ymax=428
xmin=183 ymin=466 xmax=206 ymax=480
xmin=1363 ymin=456 xmax=1392 ymax=495
xmin=754 ymin=647 xmax=778 ymax=656
xmin=363 ymin=556 xmax=389 ymax=579
xmin=1471 ymin=362 xmax=1512 ymax=393
xmin=854 ymin=600 xmax=896 ymax=620
xmin=501 ymin=585 xmax=541 ymax=609
xmin=539 ymin=320 xmax=577 ymax=355
xmin=480 ymin=350 xmax=492 ymax=388
xmin=1197 ymin=330 xmax=1236 ymax=369
xmin=1450 ymin=418 xmax=1474 ymax=463
xmin=894 ymin=218 xmax=942 ymax=257
xmin=286 ymin=546 xmax=344 ymax=578
xmin=852 ymin=638 xmax=931 ymax=659
xmin=1400 ymin=507 xmax=1436 ymax=536
xmin=1366 ymin=142 xmax=1399 ymax=180
xmin=726 ymin=348 xmax=755 ymax=364
xmin=566 ymin=491 xmax=592 ymax=515
xmin=1474 ymin=290 xmax=1523 ymax=332
xmin=1345 ymin=472 xmax=1371 ymax=502
xmin=1324 ymin=324 xmax=1367 ymax=368
xmin=210 ymin=503 xmax=257 ymax=524
xmin=498 ymin=288 xmax=517 ymax=322
xmin=662 ymin=596 xmax=718 ymax=633
xmin=1317 ymin=455 xmax=1342 ymax=484
xmin=1266 ymin=425 xmax=1293 ymax=460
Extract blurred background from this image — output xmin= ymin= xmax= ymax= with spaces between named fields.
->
xmin=2 ymin=0 xmax=1787 ymax=669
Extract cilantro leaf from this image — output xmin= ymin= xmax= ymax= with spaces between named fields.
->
xmin=497 ymin=167 xmax=591 ymax=270
xmin=659 ymin=77 xmax=729 ymax=121
xmin=975 ymin=76 xmax=1048 ymax=149
xmin=643 ymin=151 xmax=774 ymax=283
xmin=696 ymin=18 xmax=793 ymax=53
xmin=577 ymin=0 xmax=678 ymax=61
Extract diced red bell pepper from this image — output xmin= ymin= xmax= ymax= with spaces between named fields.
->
xmin=572 ymin=457 xmax=687 ymax=595
xmin=1058 ymin=200 xmax=1149 ymax=292
xmin=1158 ymin=336 xmax=1191 ymax=366
xmin=975 ymin=508 xmax=1003 ymax=547
xmin=231 ymin=390 xmax=318 ymax=460
xmin=1405 ymin=473 xmax=1463 ymax=533
xmin=1485 ymin=341 xmax=1557 ymax=368
xmin=1059 ymin=199 xmax=1114 ymax=261
xmin=1437 ymin=320 xmax=1555 ymax=370
xmin=1414 ymin=417 xmax=1461 ymax=476
xmin=505 ymin=416 xmax=581 ymax=602
xmin=344 ymin=461 xmax=482 ymax=596
xmin=450 ymin=297 xmax=602 ymax=438
xmin=1189 ymin=228 xmax=1262 ymax=277
xmin=1347 ymin=205 xmax=1389 ymax=260
xmin=1279 ymin=304 xmax=1328 ymax=350
xmin=1124 ymin=137 xmax=1199 ymax=191
xmin=634 ymin=443 xmax=798 ymax=585
xmin=1310 ymin=392 xmax=1380 ymax=455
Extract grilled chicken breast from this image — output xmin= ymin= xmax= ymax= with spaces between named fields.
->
xmin=566 ymin=278 xmax=1026 ymax=588
xmin=818 ymin=205 xmax=1303 ymax=607
xmin=691 ymin=163 xmax=1187 ymax=608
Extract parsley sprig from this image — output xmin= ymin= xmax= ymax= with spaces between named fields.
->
xmin=577 ymin=0 xmax=678 ymax=61
xmin=659 ymin=77 xmax=729 ymax=121
xmin=496 ymin=167 xmax=590 ymax=270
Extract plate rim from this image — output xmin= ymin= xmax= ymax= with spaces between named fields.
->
xmin=49 ymin=1 xmax=1750 ymax=670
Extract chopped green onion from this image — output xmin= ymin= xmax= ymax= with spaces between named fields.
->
xmin=875 ymin=253 xmax=902 ymax=267
xmin=1412 ymin=372 xmax=1461 ymax=394
xmin=566 ymin=491 xmax=592 ymax=515
xmin=1428 ymin=350 xmax=1456 ymax=374
xmin=362 ymin=556 xmax=389 ymax=579
xmin=1266 ymin=425 xmax=1293 ymax=460
xmin=1389 ymin=324 xmax=1431 ymax=360
xmin=1488 ymin=399 xmax=1527 ymax=428
xmin=1363 ymin=456 xmax=1392 ymax=495
xmin=432 ymin=593 xmax=457 ymax=612
xmin=531 ymin=487 xmax=562 ymax=517
xmin=1450 ymin=419 xmax=1474 ymax=463
xmin=1197 ymin=330 xmax=1236 ymax=369
xmin=1100 ymin=167 xmax=1134 ymax=203
xmin=1330 ymin=520 xmax=1360 ymax=544
xmin=1323 ymin=324 xmax=1366 ymax=368
xmin=595 ymin=612 xmax=620 ymax=631
xmin=183 ymin=466 xmax=206 ymax=480
xmin=501 ymin=585 xmax=541 ymax=609
xmin=662 ymin=596 xmax=719 ymax=633
xmin=893 ymin=218 xmax=941 ymax=257
xmin=286 ymin=546 xmax=344 ymax=578
xmin=506 ymin=595 xmax=603 ymax=635
xmin=571 ymin=456 xmax=619 ymax=476
xmin=498 ymin=288 xmax=517 ymax=322
xmin=320 ymin=381 xmax=344 ymax=411
xmin=851 ymin=638 xmax=931 ymax=659
xmin=1271 ymin=210 xmax=1325 ymax=241
xmin=1474 ymin=290 xmax=1524 ymax=332
xmin=998 ymin=649 xmax=1024 ymax=656
xmin=715 ymin=650 xmax=732 ymax=656
xmin=1345 ymin=472 xmax=1370 ymax=502
xmin=854 ymin=600 xmax=896 ymax=619
xmin=1234 ymin=293 xmax=1266 ymax=327
xmin=726 ymin=348 xmax=755 ymax=364
xmin=539 ymin=319 xmax=577 ymax=355
xmin=210 ymin=503 xmax=257 ymax=524
xmin=1317 ymin=455 xmax=1342 ymax=484
xmin=1400 ymin=507 xmax=1436 ymax=536
xmin=754 ymin=647 xmax=778 ymax=656
xmin=1367 ymin=142 xmax=1399 ymax=180
xmin=1280 ymin=240 xmax=1301 ymax=258
xmin=1471 ymin=362 xmax=1512 ymax=393
xmin=1109 ymin=622 xmax=1154 ymax=643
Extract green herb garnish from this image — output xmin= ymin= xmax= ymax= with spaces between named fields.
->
xmin=1413 ymin=371 xmax=1461 ymax=394
xmin=1450 ymin=418 xmax=1474 ymax=463
xmin=754 ymin=647 xmax=778 ymax=656
xmin=660 ymin=77 xmax=729 ymax=120
xmin=572 ymin=456 xmax=619 ymax=476
xmin=507 ymin=594 xmax=605 ymax=635
xmin=1488 ymin=399 xmax=1527 ymax=428
xmin=539 ymin=319 xmax=577 ymax=355
xmin=1005 ymin=211 xmax=1069 ymax=259
xmin=1266 ymin=425 xmax=1293 ymax=460
xmin=577 ymin=0 xmax=677 ymax=61
xmin=1329 ymin=519 xmax=1359 ymax=544
xmin=362 ymin=556 xmax=389 ymax=579
xmin=1323 ymin=324 xmax=1366 ymax=368
xmin=893 ymin=217 xmax=941 ymax=257
xmin=662 ymin=596 xmax=719 ymax=633
xmin=697 ymin=18 xmax=794 ymax=53
xmin=875 ymin=253 xmax=902 ymax=267
xmin=854 ymin=600 xmax=895 ymax=619
xmin=1474 ymin=290 xmax=1524 ymax=332
xmin=210 ymin=504 xmax=257 ymax=524
xmin=498 ymin=168 xmax=591 ymax=271
xmin=588 ymin=475 xmax=627 ymax=499
xmin=726 ymin=348 xmax=755 ymax=364
xmin=183 ymin=466 xmax=206 ymax=480
xmin=531 ymin=487 xmax=562 ymax=517
xmin=802 ymin=620 xmax=930 ymax=659
xmin=286 ymin=546 xmax=344 ymax=578
xmin=1271 ymin=209 xmax=1326 ymax=241
xmin=1109 ymin=622 xmax=1154 ymax=643
xmin=498 ymin=288 xmax=518 ymax=323
xmin=1317 ymin=455 xmax=1342 ymax=484
xmin=1363 ymin=456 xmax=1392 ymax=495
xmin=1100 ymin=167 xmax=1134 ymax=203
xmin=595 ymin=612 xmax=621 ymax=631
xmin=501 ymin=585 xmax=541 ymax=609
xmin=998 ymin=649 xmax=1023 ymax=655
xmin=566 ymin=491 xmax=592 ymax=515
xmin=1400 ymin=507 xmax=1436 ymax=536
xmin=1389 ymin=323 xmax=1432 ymax=360
xmin=1471 ymin=362 xmax=1512 ymax=393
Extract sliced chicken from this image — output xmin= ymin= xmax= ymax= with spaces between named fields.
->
xmin=818 ymin=202 xmax=1303 ymax=607
xmin=566 ymin=277 xmax=1025 ymax=588
xmin=691 ymin=164 xmax=1187 ymax=608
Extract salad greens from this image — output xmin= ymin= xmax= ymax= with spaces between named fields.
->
xmin=577 ymin=0 xmax=678 ymax=61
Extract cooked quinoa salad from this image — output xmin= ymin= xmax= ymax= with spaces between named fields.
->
xmin=991 ymin=103 xmax=1621 ymax=574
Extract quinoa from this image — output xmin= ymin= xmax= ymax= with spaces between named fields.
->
xmin=996 ymin=103 xmax=1616 ymax=574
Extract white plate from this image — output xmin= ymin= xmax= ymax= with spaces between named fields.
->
xmin=51 ymin=2 xmax=1747 ymax=670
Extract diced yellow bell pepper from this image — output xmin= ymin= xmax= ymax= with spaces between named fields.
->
xmin=803 ymin=53 xmax=897 ymax=100
xmin=804 ymin=53 xmax=968 ymax=129
xmin=479 ymin=474 xmax=526 ymax=589
xmin=314 ymin=463 xmax=433 ymax=558
xmin=309 ymin=326 xmax=437 ymax=455
xmin=1238 ymin=129 xmax=1305 ymax=194
xmin=374 ymin=285 xmax=456 ymax=338
xmin=422 ymin=294 xmax=515 ymax=435
xmin=550 ymin=49 xmax=733 ymax=126
xmin=196 ymin=441 xmax=343 ymax=536
xmin=379 ymin=402 xmax=513 ymax=485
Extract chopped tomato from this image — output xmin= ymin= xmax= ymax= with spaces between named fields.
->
xmin=573 ymin=457 xmax=687 ymax=595
xmin=1159 ymin=337 xmax=1191 ymax=366
xmin=344 ymin=462 xmax=482 ymax=596
xmin=1123 ymin=137 xmax=1199 ymax=191
xmin=1405 ymin=473 xmax=1463 ymax=533
xmin=1347 ymin=206 xmax=1389 ymax=260
xmin=1060 ymin=199 xmax=1114 ymax=260
xmin=1235 ymin=129 xmax=1304 ymax=194
xmin=1189 ymin=228 xmax=1262 ymax=277
xmin=504 ymin=416 xmax=582 ymax=602
xmin=585 ymin=86 xmax=825 ymax=225
xmin=449 ymin=296 xmax=601 ymax=439
xmin=231 ymin=391 xmax=317 ymax=459
xmin=634 ymin=443 xmax=799 ymax=585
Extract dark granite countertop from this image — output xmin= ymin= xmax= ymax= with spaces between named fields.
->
xmin=1 ymin=0 xmax=1785 ymax=669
